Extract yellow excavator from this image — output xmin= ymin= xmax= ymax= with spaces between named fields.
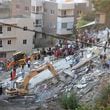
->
xmin=7 ymin=52 xmax=27 ymax=70
xmin=5 ymin=63 xmax=57 ymax=96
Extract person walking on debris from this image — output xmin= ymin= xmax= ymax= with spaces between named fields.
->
xmin=12 ymin=67 xmax=16 ymax=79
xmin=47 ymin=47 xmax=52 ymax=56
xmin=104 ymin=41 xmax=108 ymax=52
xmin=21 ymin=65 xmax=25 ymax=78
xmin=10 ymin=66 xmax=16 ymax=81
xmin=41 ymin=48 xmax=47 ymax=60
xmin=10 ymin=70 xmax=14 ymax=89
xmin=27 ymin=60 xmax=31 ymax=68
xmin=10 ymin=69 xmax=13 ymax=81
xmin=107 ymin=59 xmax=110 ymax=69
xmin=86 ymin=60 xmax=94 ymax=73
xmin=10 ymin=67 xmax=16 ymax=89
xmin=100 ymin=54 xmax=107 ymax=69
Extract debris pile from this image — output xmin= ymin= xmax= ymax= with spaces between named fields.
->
xmin=0 ymin=28 xmax=110 ymax=109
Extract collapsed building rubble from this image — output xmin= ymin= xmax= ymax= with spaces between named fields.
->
xmin=0 ymin=41 xmax=110 ymax=109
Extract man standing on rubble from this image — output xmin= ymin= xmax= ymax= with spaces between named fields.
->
xmin=86 ymin=60 xmax=94 ymax=73
xmin=27 ymin=60 xmax=31 ymax=68
xmin=21 ymin=65 xmax=25 ymax=78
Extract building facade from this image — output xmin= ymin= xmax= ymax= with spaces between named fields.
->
xmin=30 ymin=0 xmax=93 ymax=47
xmin=43 ymin=0 xmax=74 ymax=36
xmin=0 ymin=0 xmax=35 ymax=58
xmin=11 ymin=0 xmax=31 ymax=17
xmin=0 ymin=18 xmax=34 ymax=58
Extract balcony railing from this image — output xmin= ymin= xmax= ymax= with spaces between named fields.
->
xmin=58 ymin=14 xmax=74 ymax=17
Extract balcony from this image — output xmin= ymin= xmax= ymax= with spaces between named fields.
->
xmin=31 ymin=13 xmax=43 ymax=19
xmin=57 ymin=17 xmax=74 ymax=23
xmin=58 ymin=14 xmax=74 ymax=18
xmin=58 ymin=9 xmax=74 ymax=18
xmin=58 ymin=3 xmax=74 ymax=10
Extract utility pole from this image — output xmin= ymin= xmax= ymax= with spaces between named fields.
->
xmin=73 ymin=25 xmax=79 ymax=50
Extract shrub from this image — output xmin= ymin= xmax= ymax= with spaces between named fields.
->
xmin=59 ymin=91 xmax=79 ymax=110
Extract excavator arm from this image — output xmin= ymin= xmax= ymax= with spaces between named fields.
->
xmin=18 ymin=63 xmax=57 ymax=95
xmin=23 ymin=63 xmax=57 ymax=90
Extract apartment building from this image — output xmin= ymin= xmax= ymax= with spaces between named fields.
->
xmin=31 ymin=0 xmax=93 ymax=47
xmin=11 ymin=0 xmax=31 ymax=17
xmin=43 ymin=0 xmax=74 ymax=36
xmin=0 ymin=18 xmax=34 ymax=58
xmin=0 ymin=0 xmax=31 ymax=18
xmin=31 ymin=0 xmax=44 ymax=36
xmin=0 ymin=0 xmax=35 ymax=58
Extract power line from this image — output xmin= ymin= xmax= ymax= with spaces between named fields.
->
xmin=0 ymin=22 xmax=74 ymax=41
xmin=0 ymin=21 xmax=110 ymax=50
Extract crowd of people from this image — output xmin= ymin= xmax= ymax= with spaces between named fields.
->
xmin=9 ymin=28 xmax=110 ymax=89
xmin=37 ymin=44 xmax=79 ymax=60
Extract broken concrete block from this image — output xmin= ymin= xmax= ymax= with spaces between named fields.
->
xmin=52 ymin=78 xmax=58 ymax=84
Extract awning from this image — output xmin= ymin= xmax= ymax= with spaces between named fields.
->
xmin=80 ymin=21 xmax=96 ymax=28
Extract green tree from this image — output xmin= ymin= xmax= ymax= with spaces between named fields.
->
xmin=92 ymin=0 xmax=110 ymax=14
xmin=59 ymin=91 xmax=79 ymax=110
xmin=92 ymin=0 xmax=110 ymax=25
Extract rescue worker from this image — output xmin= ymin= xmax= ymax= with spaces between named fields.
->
xmin=12 ymin=67 xmax=16 ymax=79
xmin=27 ymin=60 xmax=31 ymax=68
xmin=21 ymin=65 xmax=25 ymax=78
xmin=10 ymin=68 xmax=16 ymax=89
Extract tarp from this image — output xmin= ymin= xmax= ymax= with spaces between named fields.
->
xmin=80 ymin=21 xmax=96 ymax=28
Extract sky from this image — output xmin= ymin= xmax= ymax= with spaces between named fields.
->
xmin=0 ymin=0 xmax=87 ymax=3
xmin=0 ymin=0 xmax=11 ymax=2
xmin=45 ymin=0 xmax=87 ymax=3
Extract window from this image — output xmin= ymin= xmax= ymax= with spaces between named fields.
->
xmin=67 ymin=22 xmax=73 ymax=29
xmin=0 ymin=40 xmax=2 ymax=47
xmin=61 ymin=10 xmax=66 ymax=16
xmin=25 ymin=6 xmax=29 ymax=11
xmin=0 ymin=52 xmax=6 ymax=58
xmin=44 ymin=8 xmax=47 ymax=13
xmin=32 ymin=6 xmax=35 ymax=12
xmin=35 ymin=19 xmax=42 ymax=27
xmin=36 ymin=6 xmax=42 ymax=13
xmin=23 ymin=39 xmax=27 ymax=44
xmin=16 ymin=4 xmax=20 ymax=9
xmin=62 ymin=23 xmax=67 ymax=28
xmin=7 ymin=40 xmax=11 ymax=45
xmin=51 ymin=10 xmax=54 ymax=14
xmin=0 ymin=26 xmax=2 ymax=34
xmin=7 ymin=27 xmax=11 ymax=31
xmin=36 ymin=19 xmax=41 ymax=25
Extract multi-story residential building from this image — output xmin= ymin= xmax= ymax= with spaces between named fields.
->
xmin=31 ymin=0 xmax=44 ymax=47
xmin=0 ymin=0 xmax=31 ymax=18
xmin=0 ymin=18 xmax=34 ymax=58
xmin=0 ymin=0 xmax=35 ymax=58
xmin=11 ymin=0 xmax=31 ymax=17
xmin=43 ymin=0 xmax=74 ymax=36
xmin=31 ymin=0 xmax=93 ymax=47
xmin=31 ymin=0 xmax=44 ymax=32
